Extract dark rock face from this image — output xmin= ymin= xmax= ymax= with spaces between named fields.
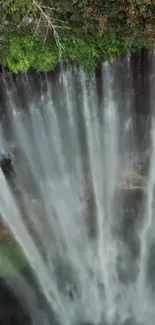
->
xmin=0 ymin=154 xmax=13 ymax=176
xmin=0 ymin=274 xmax=60 ymax=325
xmin=0 ymin=278 xmax=30 ymax=325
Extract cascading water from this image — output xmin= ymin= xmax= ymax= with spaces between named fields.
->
xmin=0 ymin=52 xmax=154 ymax=325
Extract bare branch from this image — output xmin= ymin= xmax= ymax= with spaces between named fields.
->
xmin=41 ymin=6 xmax=61 ymax=12
xmin=32 ymin=11 xmax=42 ymax=40
xmin=32 ymin=0 xmax=64 ymax=54
xmin=16 ymin=0 xmax=66 ymax=54
xmin=42 ymin=23 xmax=49 ymax=46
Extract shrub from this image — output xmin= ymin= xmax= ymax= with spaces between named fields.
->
xmin=5 ymin=31 xmax=58 ymax=72
xmin=1 ymin=0 xmax=155 ymax=72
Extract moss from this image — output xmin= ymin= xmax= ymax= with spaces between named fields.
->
xmin=0 ymin=234 xmax=28 ymax=276
xmin=12 ymin=12 xmax=21 ymax=22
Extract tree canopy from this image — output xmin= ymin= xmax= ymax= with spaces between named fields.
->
xmin=0 ymin=0 xmax=155 ymax=72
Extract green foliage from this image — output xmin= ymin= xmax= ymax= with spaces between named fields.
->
xmin=0 ymin=0 xmax=32 ymax=14
xmin=0 ymin=0 xmax=155 ymax=72
xmin=61 ymin=31 xmax=100 ymax=71
xmin=97 ymin=33 xmax=125 ymax=61
xmin=33 ymin=43 xmax=58 ymax=71
xmin=6 ymin=34 xmax=35 ymax=72
xmin=5 ymin=31 xmax=58 ymax=72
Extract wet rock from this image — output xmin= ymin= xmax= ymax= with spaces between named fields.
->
xmin=0 ymin=153 xmax=15 ymax=238
xmin=118 ymin=152 xmax=149 ymax=191
xmin=64 ymin=283 xmax=78 ymax=300
xmin=0 ymin=153 xmax=13 ymax=176
xmin=0 ymin=278 xmax=30 ymax=325
xmin=0 ymin=272 xmax=60 ymax=325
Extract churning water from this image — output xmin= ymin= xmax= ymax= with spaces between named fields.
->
xmin=0 ymin=52 xmax=155 ymax=325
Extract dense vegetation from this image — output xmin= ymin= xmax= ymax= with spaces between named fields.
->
xmin=0 ymin=0 xmax=155 ymax=72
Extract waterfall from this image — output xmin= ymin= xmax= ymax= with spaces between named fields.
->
xmin=0 ymin=52 xmax=154 ymax=325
